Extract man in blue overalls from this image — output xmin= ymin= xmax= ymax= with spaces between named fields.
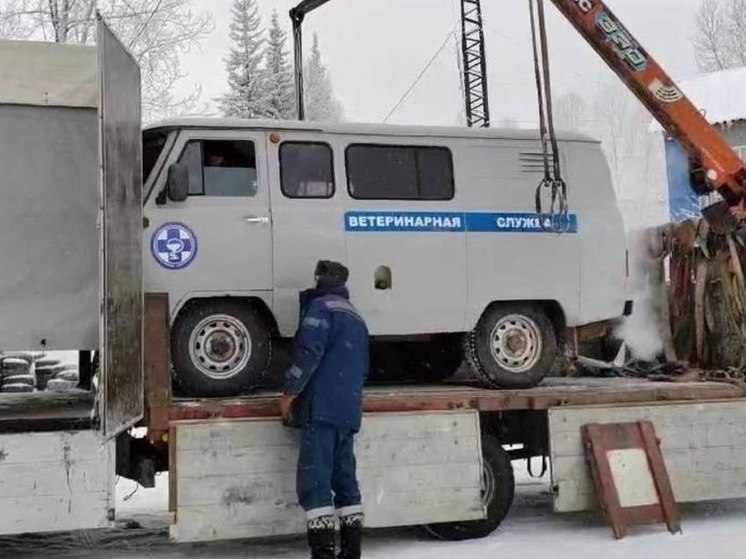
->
xmin=280 ymin=260 xmax=369 ymax=559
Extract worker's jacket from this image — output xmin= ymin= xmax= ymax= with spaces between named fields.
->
xmin=284 ymin=286 xmax=370 ymax=432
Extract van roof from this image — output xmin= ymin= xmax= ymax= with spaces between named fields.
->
xmin=145 ymin=117 xmax=598 ymax=143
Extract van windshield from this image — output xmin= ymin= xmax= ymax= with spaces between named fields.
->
xmin=143 ymin=130 xmax=169 ymax=186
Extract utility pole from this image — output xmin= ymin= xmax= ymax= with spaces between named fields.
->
xmin=460 ymin=0 xmax=490 ymax=127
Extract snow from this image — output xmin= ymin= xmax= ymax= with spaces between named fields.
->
xmin=4 ymin=460 xmax=742 ymax=558
xmin=676 ymin=67 xmax=746 ymax=125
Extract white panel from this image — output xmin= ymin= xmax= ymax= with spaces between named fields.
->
xmin=608 ymin=449 xmax=658 ymax=508
xmin=549 ymin=401 xmax=746 ymax=512
xmin=0 ymin=430 xmax=113 ymax=535
xmin=0 ymin=40 xmax=97 ymax=108
xmin=172 ymin=411 xmax=484 ymax=543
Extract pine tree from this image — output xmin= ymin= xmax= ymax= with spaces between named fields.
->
xmin=219 ymin=0 xmax=267 ymax=119
xmin=264 ymin=10 xmax=295 ymax=120
xmin=304 ymin=33 xmax=344 ymax=122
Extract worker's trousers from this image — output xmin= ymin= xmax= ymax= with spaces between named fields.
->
xmin=297 ymin=420 xmax=363 ymax=522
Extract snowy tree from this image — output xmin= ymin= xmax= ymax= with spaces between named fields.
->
xmin=219 ymin=0 xmax=267 ymax=119
xmin=304 ymin=33 xmax=344 ymax=122
xmin=587 ymin=81 xmax=650 ymax=193
xmin=693 ymin=0 xmax=746 ymax=71
xmin=264 ymin=9 xmax=295 ymax=120
xmin=0 ymin=0 xmax=212 ymax=123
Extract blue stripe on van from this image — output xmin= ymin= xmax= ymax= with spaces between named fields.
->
xmin=344 ymin=211 xmax=578 ymax=233
xmin=465 ymin=212 xmax=578 ymax=233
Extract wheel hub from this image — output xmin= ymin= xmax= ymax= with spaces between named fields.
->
xmin=189 ymin=314 xmax=252 ymax=380
xmin=490 ymin=314 xmax=543 ymax=374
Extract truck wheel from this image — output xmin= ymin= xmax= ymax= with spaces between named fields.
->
xmin=468 ymin=304 xmax=557 ymax=389
xmin=171 ymin=299 xmax=271 ymax=397
xmin=424 ymin=436 xmax=515 ymax=541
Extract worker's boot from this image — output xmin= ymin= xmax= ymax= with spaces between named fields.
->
xmin=307 ymin=515 xmax=336 ymax=559
xmin=338 ymin=513 xmax=364 ymax=559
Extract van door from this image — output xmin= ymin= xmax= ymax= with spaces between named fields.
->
xmin=267 ymin=131 xmax=345 ymax=335
xmin=342 ymin=140 xmax=468 ymax=335
xmin=143 ymin=129 xmax=272 ymax=306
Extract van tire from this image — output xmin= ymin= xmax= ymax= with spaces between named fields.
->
xmin=423 ymin=436 xmax=514 ymax=541
xmin=468 ymin=304 xmax=556 ymax=389
xmin=171 ymin=299 xmax=271 ymax=397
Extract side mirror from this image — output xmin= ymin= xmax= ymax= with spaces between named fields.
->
xmin=167 ymin=163 xmax=189 ymax=202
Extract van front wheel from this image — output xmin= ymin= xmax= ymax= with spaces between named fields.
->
xmin=468 ymin=304 xmax=556 ymax=389
xmin=171 ymin=299 xmax=271 ymax=397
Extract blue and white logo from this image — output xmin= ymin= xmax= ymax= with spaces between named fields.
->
xmin=151 ymin=222 xmax=198 ymax=270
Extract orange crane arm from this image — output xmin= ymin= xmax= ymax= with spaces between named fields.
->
xmin=549 ymin=0 xmax=746 ymax=206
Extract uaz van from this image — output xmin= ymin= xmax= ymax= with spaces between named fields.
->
xmin=142 ymin=119 xmax=630 ymax=396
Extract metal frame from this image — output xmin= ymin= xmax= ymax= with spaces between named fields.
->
xmin=460 ymin=0 xmax=490 ymax=127
xmin=289 ymin=0 xmax=333 ymax=120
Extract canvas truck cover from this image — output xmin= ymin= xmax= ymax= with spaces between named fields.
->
xmin=0 ymin=40 xmax=99 ymax=350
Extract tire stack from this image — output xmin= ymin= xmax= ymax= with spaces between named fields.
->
xmin=1 ymin=353 xmax=36 ymax=393
xmin=34 ymin=358 xmax=63 ymax=391
xmin=35 ymin=358 xmax=79 ymax=392
xmin=46 ymin=366 xmax=79 ymax=392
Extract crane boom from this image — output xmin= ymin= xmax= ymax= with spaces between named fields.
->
xmin=546 ymin=0 xmax=745 ymax=206
xmin=290 ymin=0 xmax=746 ymax=206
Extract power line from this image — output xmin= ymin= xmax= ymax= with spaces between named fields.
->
xmin=383 ymin=27 xmax=457 ymax=123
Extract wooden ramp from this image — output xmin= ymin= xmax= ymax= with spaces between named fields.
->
xmin=583 ymin=421 xmax=681 ymax=539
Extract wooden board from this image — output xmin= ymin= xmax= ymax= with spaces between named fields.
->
xmin=171 ymin=411 xmax=484 ymax=543
xmin=0 ymin=430 xmax=113 ymax=535
xmin=168 ymin=378 xmax=746 ymax=424
xmin=549 ymin=401 xmax=746 ymax=512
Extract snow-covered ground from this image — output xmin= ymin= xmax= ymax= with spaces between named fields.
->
xmin=3 ymin=461 xmax=745 ymax=558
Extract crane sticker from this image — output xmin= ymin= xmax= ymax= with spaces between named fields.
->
xmin=151 ymin=222 xmax=198 ymax=270
xmin=595 ymin=11 xmax=647 ymax=72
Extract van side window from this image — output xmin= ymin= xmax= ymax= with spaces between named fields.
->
xmin=178 ymin=139 xmax=258 ymax=197
xmin=280 ymin=142 xmax=335 ymax=198
xmin=346 ymin=145 xmax=454 ymax=200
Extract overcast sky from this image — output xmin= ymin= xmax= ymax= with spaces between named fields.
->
xmin=179 ymin=0 xmax=704 ymax=125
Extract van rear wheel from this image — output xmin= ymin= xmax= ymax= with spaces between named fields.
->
xmin=171 ymin=299 xmax=271 ymax=397
xmin=468 ymin=304 xmax=556 ymax=389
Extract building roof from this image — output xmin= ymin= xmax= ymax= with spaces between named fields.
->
xmin=651 ymin=66 xmax=746 ymax=132
xmin=676 ymin=66 xmax=746 ymax=125
xmin=145 ymin=117 xmax=598 ymax=143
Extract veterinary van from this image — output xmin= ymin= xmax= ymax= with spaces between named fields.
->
xmin=142 ymin=119 xmax=630 ymax=396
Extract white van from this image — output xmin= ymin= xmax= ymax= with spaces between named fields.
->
xmin=142 ymin=119 xmax=630 ymax=396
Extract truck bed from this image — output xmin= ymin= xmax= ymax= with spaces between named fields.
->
xmin=0 ymin=390 xmax=94 ymax=432
xmin=169 ymin=376 xmax=746 ymax=422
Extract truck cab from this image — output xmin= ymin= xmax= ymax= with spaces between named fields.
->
xmin=143 ymin=119 xmax=630 ymax=397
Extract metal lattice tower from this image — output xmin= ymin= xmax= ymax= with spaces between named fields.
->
xmin=460 ymin=0 xmax=490 ymax=128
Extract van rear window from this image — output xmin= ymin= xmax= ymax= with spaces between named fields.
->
xmin=346 ymin=145 xmax=454 ymax=200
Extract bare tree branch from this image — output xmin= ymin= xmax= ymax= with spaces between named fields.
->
xmin=693 ymin=0 xmax=746 ymax=72
xmin=0 ymin=0 xmax=213 ymax=122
